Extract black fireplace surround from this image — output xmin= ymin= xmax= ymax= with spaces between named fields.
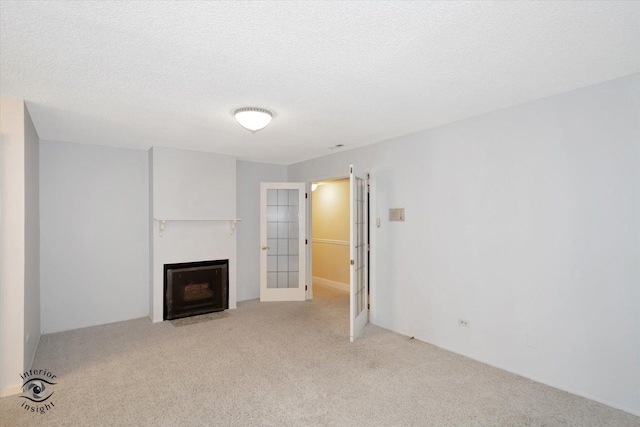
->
xmin=164 ymin=260 xmax=229 ymax=320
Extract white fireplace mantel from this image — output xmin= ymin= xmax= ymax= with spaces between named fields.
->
xmin=150 ymin=147 xmax=238 ymax=323
xmin=154 ymin=218 xmax=242 ymax=237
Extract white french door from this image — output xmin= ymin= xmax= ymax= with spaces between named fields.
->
xmin=260 ymin=182 xmax=307 ymax=302
xmin=350 ymin=165 xmax=368 ymax=341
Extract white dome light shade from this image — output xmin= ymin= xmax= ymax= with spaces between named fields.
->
xmin=234 ymin=107 xmax=273 ymax=132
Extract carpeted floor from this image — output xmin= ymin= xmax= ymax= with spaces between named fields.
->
xmin=1 ymin=284 xmax=638 ymax=426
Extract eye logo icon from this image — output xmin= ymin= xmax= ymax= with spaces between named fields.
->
xmin=19 ymin=369 xmax=57 ymax=414
xmin=22 ymin=377 xmax=56 ymax=403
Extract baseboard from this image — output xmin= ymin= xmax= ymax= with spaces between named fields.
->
xmin=0 ymin=383 xmax=22 ymax=397
xmin=1 ymin=334 xmax=43 ymax=398
xmin=28 ymin=333 xmax=41 ymax=369
xmin=430 ymin=341 xmax=640 ymax=417
xmin=313 ymin=276 xmax=349 ymax=292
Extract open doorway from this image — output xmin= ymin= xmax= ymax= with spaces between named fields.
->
xmin=259 ymin=170 xmax=370 ymax=340
xmin=310 ymin=178 xmax=351 ymax=294
xmin=309 ymin=171 xmax=370 ymax=342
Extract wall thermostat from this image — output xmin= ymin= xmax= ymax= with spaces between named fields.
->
xmin=389 ymin=208 xmax=405 ymax=221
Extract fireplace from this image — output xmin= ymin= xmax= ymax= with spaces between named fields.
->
xmin=164 ymin=260 xmax=229 ymax=320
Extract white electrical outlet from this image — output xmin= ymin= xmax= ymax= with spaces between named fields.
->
xmin=458 ymin=318 xmax=470 ymax=328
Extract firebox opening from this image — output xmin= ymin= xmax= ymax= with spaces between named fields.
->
xmin=163 ymin=259 xmax=229 ymax=321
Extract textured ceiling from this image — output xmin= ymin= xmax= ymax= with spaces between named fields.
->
xmin=1 ymin=1 xmax=639 ymax=164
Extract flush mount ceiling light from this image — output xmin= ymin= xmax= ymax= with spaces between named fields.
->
xmin=234 ymin=107 xmax=273 ymax=133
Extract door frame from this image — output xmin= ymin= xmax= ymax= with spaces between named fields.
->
xmin=304 ymin=172 xmax=376 ymax=324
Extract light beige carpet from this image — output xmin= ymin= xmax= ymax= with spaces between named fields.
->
xmin=1 ymin=284 xmax=638 ymax=426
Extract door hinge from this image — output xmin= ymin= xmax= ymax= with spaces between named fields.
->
xmin=305 ymin=285 xmax=308 ymax=291
xmin=350 ymin=260 xmax=355 ymax=265
xmin=305 ymin=239 xmax=308 ymax=244
xmin=305 ymin=192 xmax=308 ymax=199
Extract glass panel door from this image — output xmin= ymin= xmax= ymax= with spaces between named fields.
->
xmin=260 ymin=183 xmax=306 ymax=302
xmin=266 ymin=189 xmax=299 ymax=289
xmin=350 ymin=165 xmax=368 ymax=341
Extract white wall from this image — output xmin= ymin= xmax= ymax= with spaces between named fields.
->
xmin=150 ymin=147 xmax=238 ymax=321
xmin=0 ymin=97 xmax=26 ymax=395
xmin=153 ymin=147 xmax=236 ymax=220
xmin=23 ymin=104 xmax=40 ymax=372
xmin=40 ymin=140 xmax=149 ymax=333
xmin=288 ymin=74 xmax=640 ymax=415
xmin=236 ymin=160 xmax=287 ymax=301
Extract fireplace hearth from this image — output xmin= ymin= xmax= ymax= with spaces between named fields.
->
xmin=164 ymin=260 xmax=229 ymax=320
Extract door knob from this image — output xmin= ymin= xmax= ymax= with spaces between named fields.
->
xmin=261 ymin=246 xmax=270 ymax=250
